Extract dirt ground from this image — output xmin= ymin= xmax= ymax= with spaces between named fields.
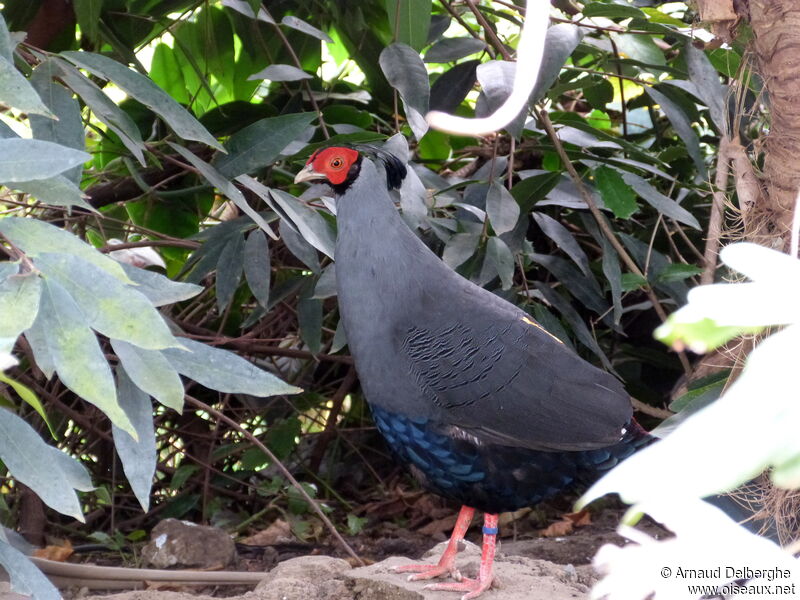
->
xmin=1 ymin=505 xmax=668 ymax=600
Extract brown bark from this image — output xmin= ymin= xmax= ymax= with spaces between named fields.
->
xmin=746 ymin=0 xmax=800 ymax=247
xmin=24 ymin=0 xmax=75 ymax=50
xmin=17 ymin=484 xmax=46 ymax=546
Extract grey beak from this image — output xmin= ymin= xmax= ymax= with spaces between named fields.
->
xmin=294 ymin=163 xmax=325 ymax=184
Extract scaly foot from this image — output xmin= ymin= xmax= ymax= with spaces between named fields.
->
xmin=424 ymin=575 xmax=494 ymax=600
xmin=392 ymin=561 xmax=463 ymax=581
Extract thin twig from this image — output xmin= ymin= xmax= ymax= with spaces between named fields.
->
xmin=437 ymin=0 xmax=496 ymax=57
xmin=631 ymin=397 xmax=673 ymax=420
xmin=185 ymin=395 xmax=364 ymax=566
xmin=702 ymin=136 xmax=731 ymax=284
xmin=538 ymin=109 xmax=693 ymax=375
xmin=464 ymin=0 xmax=512 ymax=60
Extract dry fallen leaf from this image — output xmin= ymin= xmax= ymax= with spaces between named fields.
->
xmin=241 ymin=519 xmax=292 ymax=545
xmin=539 ymin=519 xmax=574 ymax=538
xmin=564 ymin=509 xmax=592 ymax=527
xmin=34 ymin=540 xmax=73 ymax=562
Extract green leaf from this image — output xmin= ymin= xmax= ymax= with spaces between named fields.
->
xmin=61 ymin=51 xmax=223 ymax=151
xmin=0 ymin=55 xmax=55 ymax=118
xmin=215 ymin=112 xmax=316 ymax=177
xmin=73 ymin=0 xmax=104 ymax=42
xmin=0 ymin=11 xmax=12 ymax=62
xmin=215 ymin=231 xmax=245 ymax=312
xmin=443 ymin=232 xmax=480 ymax=270
xmin=610 ymin=32 xmax=666 ymax=67
xmin=162 ymin=337 xmax=302 ymax=396
xmin=52 ymin=57 xmax=146 ymax=165
xmin=0 ymin=138 xmax=89 ymax=182
xmin=280 ymin=15 xmax=333 ymax=43
xmin=33 ymin=253 xmax=180 ymax=351
xmin=531 ymin=24 xmax=583 ymax=102
xmin=110 ymin=340 xmax=184 ymax=412
xmin=0 ymin=407 xmax=85 ymax=521
xmin=298 ymin=297 xmax=323 ymax=354
xmin=0 ymin=372 xmax=53 ymax=437
xmin=10 ymin=175 xmax=94 ymax=211
xmin=621 ymin=172 xmax=700 ymax=229
xmin=0 ymin=539 xmax=61 ymax=600
xmin=656 ymin=263 xmax=703 ymax=284
xmin=385 ymin=0 xmax=432 ymax=51
xmin=118 ymin=263 xmax=203 ymax=307
xmin=486 ymin=181 xmax=520 ymax=235
xmin=248 ymin=64 xmax=311 ymax=82
xmin=112 ymin=366 xmax=157 ymax=512
xmin=485 ymin=236 xmax=515 ymax=290
xmin=594 ymin=165 xmax=638 ymax=219
xmin=0 ymin=219 xmax=132 ymax=283
xmin=269 ymin=189 xmax=336 ymax=259
xmin=582 ymin=2 xmax=645 ymax=19
xmin=244 ymin=229 xmax=270 ymax=308
xmin=379 ymin=43 xmax=430 ymax=139
xmin=621 ymin=272 xmax=648 ymax=291
xmin=685 ymin=44 xmax=728 ymax=134
xmin=30 ymin=62 xmax=86 ymax=185
xmin=531 ymin=212 xmax=591 ymax=277
xmin=168 ymin=143 xmax=277 ymax=239
xmin=655 ymin=317 xmax=761 ymax=354
xmin=646 ymin=85 xmax=707 ymax=178
xmin=0 ymin=273 xmax=41 ymax=340
xmin=35 ymin=278 xmax=135 ymax=436
xmin=424 ymin=37 xmax=485 ymax=63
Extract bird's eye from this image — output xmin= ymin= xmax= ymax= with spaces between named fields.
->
xmin=330 ymin=157 xmax=343 ymax=168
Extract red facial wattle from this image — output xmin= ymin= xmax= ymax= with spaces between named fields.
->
xmin=307 ymin=147 xmax=359 ymax=185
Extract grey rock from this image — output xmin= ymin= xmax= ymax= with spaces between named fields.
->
xmin=141 ymin=519 xmax=237 ymax=569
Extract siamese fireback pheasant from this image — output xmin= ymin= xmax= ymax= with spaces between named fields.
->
xmin=294 ymin=146 xmax=651 ymax=599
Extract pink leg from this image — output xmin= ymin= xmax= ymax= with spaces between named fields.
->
xmin=424 ymin=513 xmax=498 ymax=600
xmin=392 ymin=505 xmax=475 ymax=581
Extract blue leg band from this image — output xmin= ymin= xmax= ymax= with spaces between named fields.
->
xmin=482 ymin=526 xmax=499 ymax=536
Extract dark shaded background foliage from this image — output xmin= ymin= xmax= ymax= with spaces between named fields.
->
xmin=0 ymin=0 xmax=741 ymax=551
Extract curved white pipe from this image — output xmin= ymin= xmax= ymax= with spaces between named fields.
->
xmin=425 ymin=0 xmax=550 ymax=136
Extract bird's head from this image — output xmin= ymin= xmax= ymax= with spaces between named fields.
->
xmin=294 ymin=145 xmax=407 ymax=193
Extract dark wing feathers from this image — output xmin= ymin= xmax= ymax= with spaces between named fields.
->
xmin=397 ymin=307 xmax=632 ymax=452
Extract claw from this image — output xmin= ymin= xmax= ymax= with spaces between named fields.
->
xmin=424 ymin=576 xmax=493 ymax=600
xmin=392 ymin=562 xmax=462 ymax=581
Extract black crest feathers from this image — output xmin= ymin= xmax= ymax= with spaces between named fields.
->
xmin=356 ymin=145 xmax=408 ymax=191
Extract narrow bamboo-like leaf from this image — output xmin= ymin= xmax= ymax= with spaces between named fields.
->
xmin=53 ymin=57 xmax=146 ymax=165
xmin=0 ymin=217 xmax=131 ymax=283
xmin=385 ymin=0 xmax=431 ymax=51
xmin=429 ymin=60 xmax=479 ymax=113
xmin=0 ymin=372 xmax=53 ymax=437
xmin=379 ymin=43 xmax=430 ymax=139
xmin=486 ymin=237 xmax=515 ymax=290
xmin=0 ymin=55 xmax=55 ymax=118
xmin=34 ymin=253 xmax=180 ymax=351
xmin=168 ymin=143 xmax=275 ymax=239
xmin=424 ymin=37 xmax=485 ymax=63
xmin=30 ymin=62 xmax=86 ymax=185
xmin=163 ymin=338 xmax=302 ymax=396
xmin=111 ymin=340 xmax=184 ymax=412
xmin=298 ymin=297 xmax=323 ymax=354
xmin=0 ymin=539 xmax=61 ymax=600
xmin=73 ymin=0 xmax=103 ymax=42
xmin=221 ymin=0 xmax=274 ymax=23
xmin=244 ymin=229 xmax=270 ymax=308
xmin=281 ymin=15 xmax=333 ymax=43
xmin=486 ymin=181 xmax=520 ymax=235
xmin=279 ymin=220 xmax=321 ymax=272
xmin=312 ymin=264 xmax=336 ymax=299
xmin=270 ymin=189 xmax=336 ymax=258
xmin=532 ymin=253 xmax=608 ymax=316
xmin=11 ymin=175 xmax=94 ymax=211
xmin=0 ymin=138 xmax=89 ymax=182
xmin=36 ymin=278 xmax=135 ymax=435
xmin=594 ymin=165 xmax=638 ymax=219
xmin=685 ymin=44 xmax=728 ymax=135
xmin=112 ymin=366 xmax=157 ymax=512
xmin=215 ymin=112 xmax=316 ymax=177
xmin=583 ymin=3 xmax=645 ymax=19
xmin=0 ymin=407 xmax=84 ymax=521
xmin=531 ymin=212 xmax=591 ymax=277
xmin=646 ymin=86 xmax=707 ymax=177
xmin=23 ymin=318 xmax=55 ymax=379
xmin=621 ymin=172 xmax=701 ymax=229
xmin=531 ymin=24 xmax=583 ymax=102
xmin=47 ymin=446 xmax=93 ymax=492
xmin=248 ymin=64 xmax=311 ymax=82
xmin=119 ymin=263 xmax=202 ymax=307
xmin=62 ymin=51 xmax=223 ymax=151
xmin=215 ymin=231 xmax=245 ymax=312
xmin=0 ymin=12 xmax=12 ymax=62
xmin=0 ymin=273 xmax=41 ymax=340
xmin=582 ymin=213 xmax=623 ymax=326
